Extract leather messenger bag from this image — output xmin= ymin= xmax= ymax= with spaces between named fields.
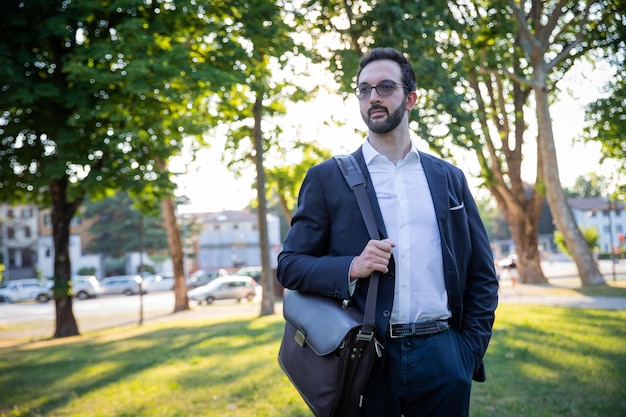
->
xmin=278 ymin=155 xmax=383 ymax=417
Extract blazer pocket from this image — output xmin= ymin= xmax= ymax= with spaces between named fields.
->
xmin=450 ymin=202 xmax=464 ymax=211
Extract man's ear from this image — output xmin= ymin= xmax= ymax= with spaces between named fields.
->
xmin=406 ymin=90 xmax=418 ymax=110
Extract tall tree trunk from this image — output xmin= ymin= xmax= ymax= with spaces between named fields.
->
xmin=505 ymin=198 xmax=547 ymax=284
xmin=161 ymin=195 xmax=190 ymax=312
xmin=253 ymin=94 xmax=275 ymax=316
xmin=535 ymin=87 xmax=605 ymax=286
xmin=50 ymin=177 xmax=80 ymax=338
xmin=156 ymin=157 xmax=189 ymax=312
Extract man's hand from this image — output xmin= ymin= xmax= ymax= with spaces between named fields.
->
xmin=350 ymin=238 xmax=395 ymax=279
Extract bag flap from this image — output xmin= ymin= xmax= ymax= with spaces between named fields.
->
xmin=283 ymin=289 xmax=363 ymax=356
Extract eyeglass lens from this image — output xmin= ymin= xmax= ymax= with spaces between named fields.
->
xmin=356 ymin=81 xmax=399 ymax=99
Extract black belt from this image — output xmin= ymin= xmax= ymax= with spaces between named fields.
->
xmin=388 ymin=319 xmax=451 ymax=338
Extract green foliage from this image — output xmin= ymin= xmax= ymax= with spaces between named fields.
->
xmin=103 ymin=256 xmax=126 ymax=276
xmin=0 ymin=0 xmax=223 ymax=207
xmin=584 ymin=73 xmax=626 ymax=197
xmin=77 ymin=266 xmax=97 ymax=276
xmin=82 ymin=191 xmax=169 ymax=257
xmin=563 ymin=173 xmax=611 ymax=198
xmin=137 ymin=264 xmax=155 ymax=275
xmin=265 ymin=140 xmax=333 ymax=215
xmin=554 ymin=226 xmax=600 ymax=256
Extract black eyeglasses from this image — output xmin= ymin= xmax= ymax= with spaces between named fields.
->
xmin=355 ymin=80 xmax=408 ymax=100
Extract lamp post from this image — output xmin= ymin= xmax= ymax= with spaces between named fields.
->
xmin=607 ymin=199 xmax=616 ymax=282
xmin=138 ymin=212 xmax=144 ymax=325
xmin=1 ymin=204 xmax=8 ymax=281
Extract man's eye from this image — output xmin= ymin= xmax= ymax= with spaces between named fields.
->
xmin=379 ymin=82 xmax=395 ymax=92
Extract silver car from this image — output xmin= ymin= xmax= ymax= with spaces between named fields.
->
xmin=188 ymin=276 xmax=258 ymax=305
xmin=0 ymin=279 xmax=52 ymax=303
xmin=100 ymin=275 xmax=145 ymax=296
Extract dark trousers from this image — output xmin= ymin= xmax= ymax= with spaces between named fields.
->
xmin=360 ymin=329 xmax=474 ymax=417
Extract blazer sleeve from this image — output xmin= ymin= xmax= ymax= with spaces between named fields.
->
xmin=277 ymin=160 xmax=370 ymax=300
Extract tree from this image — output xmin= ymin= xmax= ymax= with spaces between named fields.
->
xmin=212 ymin=1 xmax=310 ymax=316
xmin=83 ymin=192 xmax=169 ymax=258
xmin=584 ymin=73 xmax=626 ymax=199
xmin=301 ymin=0 xmax=548 ymax=283
xmin=564 ymin=174 xmax=611 ymax=198
xmin=302 ymin=0 xmax=619 ymax=285
xmin=266 ymin=141 xmax=333 ymax=224
xmin=554 ymin=227 xmax=600 ymax=258
xmin=510 ymin=0 xmax=619 ymax=285
xmin=0 ymin=0 xmax=243 ymax=336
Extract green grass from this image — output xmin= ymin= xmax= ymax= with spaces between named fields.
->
xmin=1 ymin=304 xmax=625 ymax=417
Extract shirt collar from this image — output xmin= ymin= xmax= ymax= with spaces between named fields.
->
xmin=363 ymin=138 xmax=420 ymax=166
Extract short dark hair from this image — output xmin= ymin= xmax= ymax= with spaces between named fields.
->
xmin=356 ymin=47 xmax=417 ymax=94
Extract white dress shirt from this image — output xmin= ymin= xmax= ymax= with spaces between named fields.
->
xmin=362 ymin=139 xmax=451 ymax=324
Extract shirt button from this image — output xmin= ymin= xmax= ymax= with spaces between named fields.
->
xmin=383 ymin=310 xmax=391 ymax=318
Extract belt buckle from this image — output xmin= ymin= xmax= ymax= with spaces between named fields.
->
xmin=389 ymin=324 xmax=412 ymax=339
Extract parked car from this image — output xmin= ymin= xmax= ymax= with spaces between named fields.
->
xmin=186 ymin=269 xmax=221 ymax=289
xmin=0 ymin=279 xmax=52 ymax=303
xmin=188 ymin=275 xmax=258 ymax=305
xmin=143 ymin=273 xmax=174 ymax=292
xmin=234 ymin=266 xmax=262 ymax=282
xmin=72 ymin=275 xmax=102 ymax=300
xmin=100 ymin=275 xmax=146 ymax=296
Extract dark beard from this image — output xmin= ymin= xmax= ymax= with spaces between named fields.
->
xmin=364 ymin=103 xmax=405 ymax=134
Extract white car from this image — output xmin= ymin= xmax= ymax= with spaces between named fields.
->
xmin=0 ymin=279 xmax=52 ymax=303
xmin=143 ymin=273 xmax=174 ymax=292
xmin=72 ymin=275 xmax=103 ymax=299
xmin=188 ymin=276 xmax=258 ymax=305
xmin=100 ymin=275 xmax=146 ymax=296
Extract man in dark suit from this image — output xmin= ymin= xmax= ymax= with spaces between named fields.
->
xmin=277 ymin=47 xmax=499 ymax=417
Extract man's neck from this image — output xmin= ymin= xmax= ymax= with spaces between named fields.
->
xmin=367 ymin=130 xmax=412 ymax=164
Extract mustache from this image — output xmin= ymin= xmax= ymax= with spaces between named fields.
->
xmin=368 ymin=105 xmax=388 ymax=117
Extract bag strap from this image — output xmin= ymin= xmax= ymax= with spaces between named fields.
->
xmin=334 ymin=154 xmax=380 ymax=340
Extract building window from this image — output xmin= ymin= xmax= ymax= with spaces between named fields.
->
xmin=21 ymin=208 xmax=33 ymax=218
xmin=24 ymin=226 xmax=31 ymax=238
xmin=7 ymin=209 xmax=14 ymax=219
xmin=7 ymin=227 xmax=14 ymax=239
xmin=43 ymin=213 xmax=52 ymax=227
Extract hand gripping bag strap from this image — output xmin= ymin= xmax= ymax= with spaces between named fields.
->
xmin=334 ymin=155 xmax=380 ymax=335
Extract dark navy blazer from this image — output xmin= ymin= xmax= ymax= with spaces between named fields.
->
xmin=277 ymin=147 xmax=499 ymax=381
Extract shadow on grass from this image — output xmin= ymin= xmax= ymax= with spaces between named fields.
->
xmin=473 ymin=305 xmax=626 ymax=417
xmin=1 ymin=306 xmax=625 ymax=417
xmin=0 ymin=317 xmax=305 ymax=416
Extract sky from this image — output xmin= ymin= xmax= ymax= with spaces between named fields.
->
xmin=173 ymin=61 xmax=616 ymax=214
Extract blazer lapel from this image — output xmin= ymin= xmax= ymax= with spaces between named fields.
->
xmin=418 ymin=152 xmax=449 ymax=229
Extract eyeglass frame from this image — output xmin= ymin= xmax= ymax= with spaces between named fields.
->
xmin=354 ymin=80 xmax=410 ymax=100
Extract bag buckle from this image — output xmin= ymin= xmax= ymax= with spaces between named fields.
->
xmin=295 ymin=328 xmax=306 ymax=347
xmin=356 ymin=330 xmax=374 ymax=343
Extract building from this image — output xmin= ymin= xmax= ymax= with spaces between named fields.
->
xmin=1 ymin=204 xmax=39 ymax=280
xmin=569 ymin=198 xmax=625 ymax=255
xmin=195 ymin=210 xmax=281 ymax=272
xmin=37 ymin=208 xmax=104 ymax=279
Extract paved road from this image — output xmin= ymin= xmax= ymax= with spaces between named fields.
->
xmin=1 ymin=260 xmax=625 ymax=347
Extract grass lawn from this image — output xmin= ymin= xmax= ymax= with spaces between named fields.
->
xmin=1 ymin=303 xmax=625 ymax=417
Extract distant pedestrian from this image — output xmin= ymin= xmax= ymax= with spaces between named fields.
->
xmin=508 ymin=261 xmax=519 ymax=287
